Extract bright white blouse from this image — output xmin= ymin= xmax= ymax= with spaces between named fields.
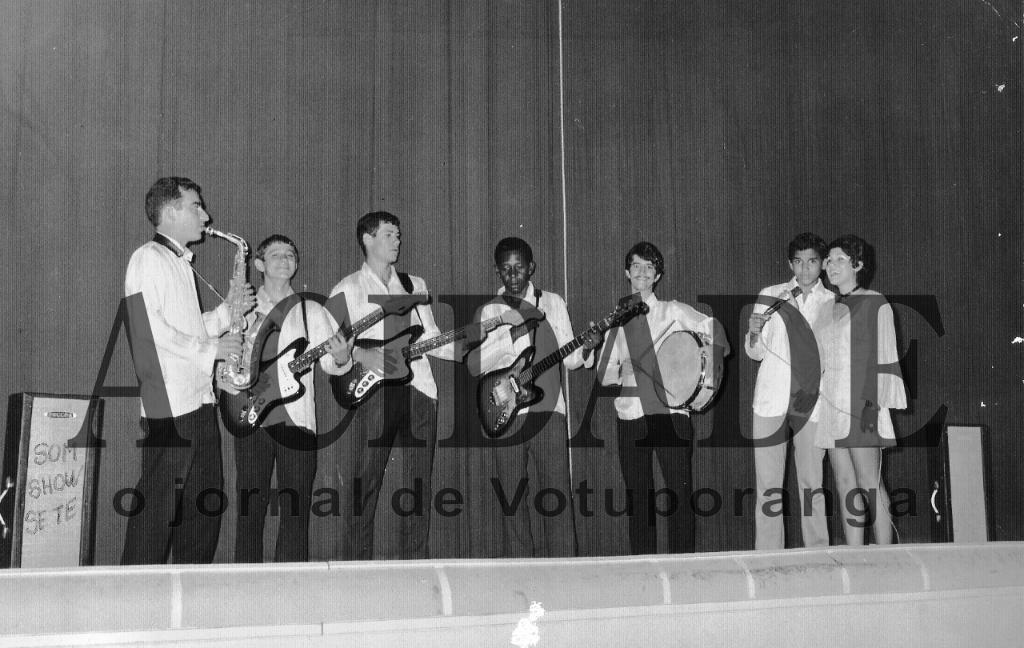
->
xmin=813 ymin=290 xmax=907 ymax=448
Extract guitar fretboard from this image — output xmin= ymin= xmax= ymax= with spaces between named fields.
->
xmin=402 ymin=315 xmax=506 ymax=359
xmin=518 ymin=304 xmax=642 ymax=385
xmin=520 ymin=328 xmax=595 ymax=385
xmin=287 ymin=309 xmax=386 ymax=372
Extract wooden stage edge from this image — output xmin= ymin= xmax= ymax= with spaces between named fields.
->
xmin=1 ymin=543 xmax=1021 ymax=647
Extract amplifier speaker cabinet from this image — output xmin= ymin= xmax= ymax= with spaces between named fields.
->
xmin=929 ymin=425 xmax=993 ymax=543
xmin=0 ymin=393 xmax=103 ymax=568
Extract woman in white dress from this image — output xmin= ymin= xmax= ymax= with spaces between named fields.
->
xmin=816 ymin=235 xmax=907 ymax=545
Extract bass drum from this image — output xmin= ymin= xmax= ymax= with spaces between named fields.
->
xmin=652 ymin=330 xmax=722 ymax=412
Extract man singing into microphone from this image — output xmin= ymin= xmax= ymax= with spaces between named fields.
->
xmin=745 ymin=232 xmax=834 ymax=549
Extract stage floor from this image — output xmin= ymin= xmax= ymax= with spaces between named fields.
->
xmin=0 ymin=543 xmax=1021 ymax=647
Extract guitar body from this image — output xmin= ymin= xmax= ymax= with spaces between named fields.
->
xmin=331 ymin=326 xmax=424 ymax=408
xmin=219 ymin=337 xmax=311 ymax=431
xmin=242 ymin=346 xmax=309 ymax=427
xmin=473 ymin=298 xmax=650 ymax=437
xmin=218 ymin=388 xmax=257 ymax=437
xmin=476 ymin=347 xmax=544 ymax=438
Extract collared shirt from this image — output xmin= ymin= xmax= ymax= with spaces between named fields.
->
xmin=601 ymin=292 xmax=730 ymax=420
xmin=327 ymin=262 xmax=454 ymax=400
xmin=249 ymin=286 xmax=352 ymax=433
xmin=744 ymin=277 xmax=834 ymax=419
xmin=468 ymin=281 xmax=594 ymax=416
xmin=125 ymin=235 xmax=231 ymax=418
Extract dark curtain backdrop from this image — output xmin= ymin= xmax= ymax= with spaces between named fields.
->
xmin=561 ymin=0 xmax=1023 ymax=552
xmin=0 ymin=0 xmax=1019 ymax=564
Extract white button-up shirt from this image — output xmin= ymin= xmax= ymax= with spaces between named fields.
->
xmin=327 ymin=263 xmax=455 ymax=401
xmin=744 ymin=278 xmax=834 ymax=419
xmin=468 ymin=281 xmax=594 ymax=416
xmin=601 ymin=293 xmax=730 ymax=420
xmin=125 ymin=235 xmax=230 ymax=418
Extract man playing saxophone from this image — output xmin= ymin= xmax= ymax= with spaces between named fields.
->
xmin=122 ymin=177 xmax=255 ymax=565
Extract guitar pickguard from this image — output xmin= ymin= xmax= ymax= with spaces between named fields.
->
xmin=332 ymin=328 xmax=421 ymax=407
xmin=478 ymin=348 xmax=543 ymax=437
xmin=239 ymin=347 xmax=306 ymax=427
xmin=353 ymin=370 xmax=382 ymax=400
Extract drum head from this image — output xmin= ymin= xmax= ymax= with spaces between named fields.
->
xmin=652 ymin=331 xmax=702 ymax=408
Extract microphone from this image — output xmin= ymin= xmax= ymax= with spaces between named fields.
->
xmin=762 ymin=286 xmax=803 ymax=318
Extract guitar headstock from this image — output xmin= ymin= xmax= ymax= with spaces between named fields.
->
xmin=595 ymin=298 xmax=648 ymax=332
xmin=382 ymin=293 xmax=430 ymax=317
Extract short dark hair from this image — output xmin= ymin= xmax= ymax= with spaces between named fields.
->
xmin=356 ymin=211 xmax=401 ymax=256
xmin=256 ymin=234 xmax=299 ymax=264
xmin=145 ymin=177 xmax=201 ymax=226
xmin=493 ymin=237 xmax=533 ymax=266
xmin=829 ymin=234 xmax=876 ymax=288
xmin=624 ymin=241 xmax=665 ymax=277
xmin=788 ymin=232 xmax=828 ymax=261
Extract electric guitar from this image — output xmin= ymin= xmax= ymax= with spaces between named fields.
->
xmin=477 ymin=299 xmax=649 ymax=437
xmin=331 ymin=308 xmax=545 ymax=407
xmin=225 ymin=293 xmax=429 ymax=428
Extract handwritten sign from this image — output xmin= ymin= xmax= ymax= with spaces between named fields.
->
xmin=1 ymin=394 xmax=102 ymax=568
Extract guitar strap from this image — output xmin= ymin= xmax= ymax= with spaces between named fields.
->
xmin=528 ymin=288 xmax=543 ymax=346
xmin=299 ymin=295 xmax=309 ymax=352
xmin=528 ymin=288 xmax=544 ymax=346
xmin=396 ymin=271 xmax=422 ymax=331
xmin=397 ymin=272 xmax=414 ymax=295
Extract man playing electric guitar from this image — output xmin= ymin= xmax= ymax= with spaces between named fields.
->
xmin=324 ymin=211 xmax=486 ymax=560
xmin=465 ymin=237 xmax=604 ymax=558
xmin=222 ymin=235 xmax=351 ymax=563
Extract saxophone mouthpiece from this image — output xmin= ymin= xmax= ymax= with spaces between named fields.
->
xmin=205 ymin=227 xmax=248 ymax=252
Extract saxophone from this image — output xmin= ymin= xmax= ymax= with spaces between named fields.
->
xmin=205 ymin=227 xmax=259 ymax=389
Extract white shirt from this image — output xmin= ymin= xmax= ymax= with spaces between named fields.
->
xmin=468 ymin=281 xmax=594 ymax=416
xmin=744 ymin=278 xmax=834 ymax=419
xmin=124 ymin=235 xmax=231 ymax=418
xmin=249 ymin=286 xmax=351 ymax=433
xmin=327 ymin=263 xmax=456 ymax=401
xmin=601 ymin=293 xmax=730 ymax=420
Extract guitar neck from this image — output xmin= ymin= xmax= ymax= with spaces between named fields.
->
xmin=517 ymin=303 xmax=637 ymax=385
xmin=287 ymin=309 xmax=385 ymax=372
xmin=403 ymin=314 xmax=505 ymax=359
xmin=520 ymin=328 xmax=593 ymax=385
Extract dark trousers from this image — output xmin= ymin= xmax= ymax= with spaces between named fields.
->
xmin=121 ymin=404 xmax=223 ymax=565
xmin=338 ymin=385 xmax=437 ymax=560
xmin=492 ymin=412 xmax=577 ymax=558
xmin=234 ymin=423 xmax=317 ymax=563
xmin=616 ymin=414 xmax=695 ymax=555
